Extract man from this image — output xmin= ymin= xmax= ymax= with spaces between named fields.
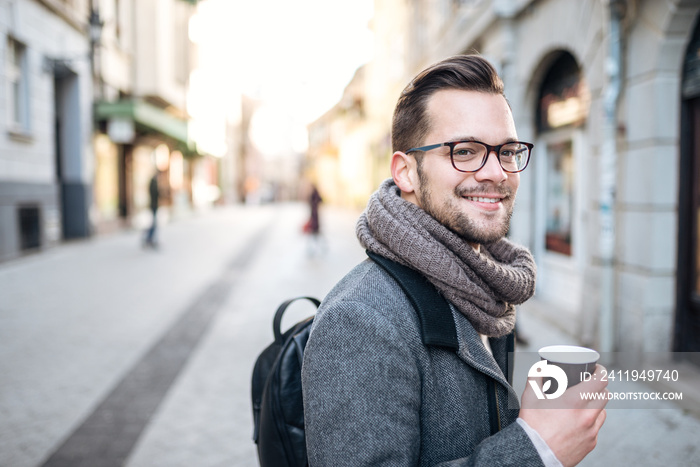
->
xmin=144 ymin=171 xmax=160 ymax=248
xmin=301 ymin=55 xmax=608 ymax=466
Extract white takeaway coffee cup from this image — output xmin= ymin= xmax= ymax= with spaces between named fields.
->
xmin=538 ymin=345 xmax=600 ymax=388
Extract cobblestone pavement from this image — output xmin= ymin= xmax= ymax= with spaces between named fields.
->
xmin=1 ymin=202 xmax=699 ymax=466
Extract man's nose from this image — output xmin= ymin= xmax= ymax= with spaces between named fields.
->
xmin=475 ymin=151 xmax=508 ymax=183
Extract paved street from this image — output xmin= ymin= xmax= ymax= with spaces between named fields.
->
xmin=1 ymin=202 xmax=699 ymax=466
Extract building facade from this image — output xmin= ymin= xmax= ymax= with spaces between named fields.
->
xmin=92 ymin=0 xmax=210 ymax=233
xmin=0 ymin=0 xmax=94 ymax=262
xmin=307 ymin=66 xmax=378 ymax=208
xmin=0 ymin=0 xmax=228 ymax=262
xmin=351 ymin=0 xmax=700 ymax=359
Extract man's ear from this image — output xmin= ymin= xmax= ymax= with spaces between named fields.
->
xmin=391 ymin=151 xmax=418 ymax=194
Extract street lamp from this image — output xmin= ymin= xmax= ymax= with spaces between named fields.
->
xmin=88 ymin=9 xmax=104 ymax=47
xmin=88 ymin=9 xmax=104 ymax=101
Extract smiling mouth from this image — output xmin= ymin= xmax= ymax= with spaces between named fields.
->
xmin=464 ymin=196 xmax=502 ymax=204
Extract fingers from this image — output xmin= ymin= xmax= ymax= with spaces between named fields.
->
xmin=522 ymin=363 xmax=611 ymax=411
xmin=583 ymin=365 xmax=609 ymax=408
xmin=587 ymin=364 xmax=608 ymax=390
xmin=594 ymin=364 xmax=608 ymax=385
xmin=570 ymin=387 xmax=607 ymax=411
xmin=595 ymin=408 xmax=607 ymax=430
xmin=584 ymin=408 xmax=607 ymax=453
xmin=575 ymin=365 xmax=608 ymax=396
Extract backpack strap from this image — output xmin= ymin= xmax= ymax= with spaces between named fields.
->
xmin=272 ymin=296 xmax=321 ymax=343
xmin=367 ymin=250 xmax=513 ymax=436
xmin=366 ymin=250 xmax=458 ymax=351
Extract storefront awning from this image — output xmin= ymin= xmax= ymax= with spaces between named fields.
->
xmin=95 ymin=99 xmax=189 ymax=148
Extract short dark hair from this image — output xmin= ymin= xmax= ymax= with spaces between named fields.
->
xmin=391 ymin=55 xmax=505 ymax=155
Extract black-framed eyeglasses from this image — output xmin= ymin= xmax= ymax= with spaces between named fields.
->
xmin=405 ymin=140 xmax=533 ymax=173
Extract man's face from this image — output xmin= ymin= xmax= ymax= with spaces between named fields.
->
xmin=410 ymin=89 xmax=520 ymax=245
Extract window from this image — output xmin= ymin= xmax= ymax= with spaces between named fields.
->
xmin=7 ymin=37 xmax=29 ymax=133
xmin=537 ymin=53 xmax=588 ymax=133
xmin=18 ymin=206 xmax=41 ymax=250
xmin=545 ymin=141 xmax=574 ymax=256
xmin=537 ymin=52 xmax=587 ymax=257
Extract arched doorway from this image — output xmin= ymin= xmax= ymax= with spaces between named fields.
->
xmin=532 ymin=51 xmax=590 ymax=330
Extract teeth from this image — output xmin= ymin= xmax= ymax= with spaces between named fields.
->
xmin=466 ymin=196 xmax=499 ymax=203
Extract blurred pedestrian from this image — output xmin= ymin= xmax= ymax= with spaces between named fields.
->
xmin=308 ymin=184 xmax=322 ymax=234
xmin=304 ymin=183 xmax=325 ymax=256
xmin=143 ymin=171 xmax=160 ymax=249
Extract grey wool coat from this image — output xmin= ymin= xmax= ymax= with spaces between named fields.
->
xmin=301 ymin=258 xmax=545 ymax=466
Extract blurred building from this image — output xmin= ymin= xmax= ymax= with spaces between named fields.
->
xmin=307 ymin=66 xmax=378 ymax=209
xmin=0 ymin=0 xmax=96 ymax=262
xmin=239 ymin=97 xmax=309 ymax=205
xmin=313 ymin=0 xmax=700 ymax=360
xmin=239 ymin=94 xmax=265 ymax=203
xmin=92 ymin=0 xmax=214 ymax=233
xmin=0 ymin=0 xmax=227 ymax=262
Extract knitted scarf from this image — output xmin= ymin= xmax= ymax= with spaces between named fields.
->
xmin=356 ymin=179 xmax=537 ymax=337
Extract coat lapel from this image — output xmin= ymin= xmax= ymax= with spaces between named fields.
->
xmin=451 ymin=306 xmax=519 ymax=402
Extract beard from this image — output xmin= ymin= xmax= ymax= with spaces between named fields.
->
xmin=416 ymin=168 xmax=515 ymax=245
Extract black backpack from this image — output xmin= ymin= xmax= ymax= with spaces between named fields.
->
xmin=251 ymin=296 xmax=320 ymax=467
xmin=250 ymin=252 xmax=509 ymax=467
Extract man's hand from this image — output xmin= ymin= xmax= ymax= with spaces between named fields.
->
xmin=519 ymin=364 xmax=609 ymax=467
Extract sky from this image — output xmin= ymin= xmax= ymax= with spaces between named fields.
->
xmin=188 ymin=0 xmax=375 ymax=156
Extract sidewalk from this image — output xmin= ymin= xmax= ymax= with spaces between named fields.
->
xmin=1 ymin=202 xmax=699 ymax=466
xmin=0 ymin=202 xmax=367 ymax=467
xmin=122 ymin=203 xmax=369 ymax=467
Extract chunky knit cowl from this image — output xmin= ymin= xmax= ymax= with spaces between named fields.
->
xmin=356 ymin=178 xmax=537 ymax=337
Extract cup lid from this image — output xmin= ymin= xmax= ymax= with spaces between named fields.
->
xmin=538 ymin=345 xmax=600 ymax=364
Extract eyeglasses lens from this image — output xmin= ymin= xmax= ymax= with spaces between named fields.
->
xmin=451 ymin=142 xmax=529 ymax=172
